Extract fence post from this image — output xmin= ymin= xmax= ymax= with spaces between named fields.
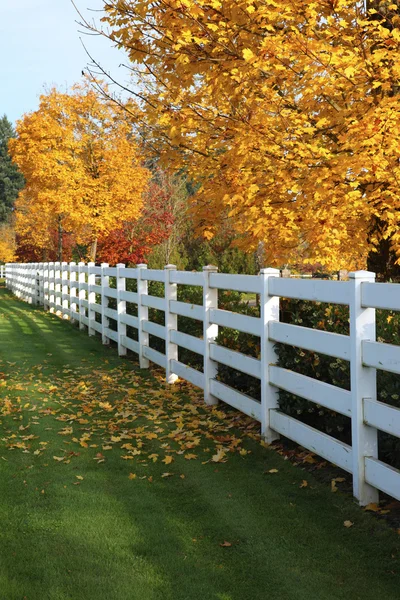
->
xmin=49 ymin=262 xmax=55 ymax=313
xmin=78 ymin=262 xmax=86 ymax=330
xmin=87 ymin=262 xmax=96 ymax=336
xmin=137 ymin=263 xmax=149 ymax=369
xmin=101 ymin=263 xmax=110 ymax=345
xmin=117 ymin=263 xmax=127 ymax=356
xmin=164 ymin=264 xmax=178 ymax=384
xmin=260 ymin=268 xmax=280 ymax=443
xmin=38 ymin=262 xmax=43 ymax=305
xmin=69 ymin=262 xmax=77 ymax=322
xmin=203 ymin=265 xmax=218 ymax=405
xmin=54 ymin=262 xmax=62 ymax=315
xmin=349 ymin=270 xmax=379 ymax=506
xmin=61 ymin=262 xmax=69 ymax=319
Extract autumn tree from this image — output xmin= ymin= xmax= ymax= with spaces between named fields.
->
xmin=0 ymin=115 xmax=24 ymax=222
xmin=83 ymin=0 xmax=400 ymax=272
xmin=10 ymin=84 xmax=150 ymax=261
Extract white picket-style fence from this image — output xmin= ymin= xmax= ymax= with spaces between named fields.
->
xmin=5 ymin=261 xmax=400 ymax=505
xmin=0 ymin=266 xmax=4 ymax=278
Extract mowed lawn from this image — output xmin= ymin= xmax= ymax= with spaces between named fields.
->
xmin=1 ymin=284 xmax=400 ymax=600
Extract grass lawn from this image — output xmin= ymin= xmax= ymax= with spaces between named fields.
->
xmin=1 ymin=284 xmax=400 ymax=600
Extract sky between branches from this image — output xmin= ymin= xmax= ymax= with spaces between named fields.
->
xmin=1 ymin=0 xmax=125 ymax=124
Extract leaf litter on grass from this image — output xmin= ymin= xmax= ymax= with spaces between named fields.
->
xmin=0 ymin=357 xmax=261 ymax=482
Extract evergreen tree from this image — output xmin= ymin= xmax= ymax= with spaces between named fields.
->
xmin=0 ymin=115 xmax=24 ymax=222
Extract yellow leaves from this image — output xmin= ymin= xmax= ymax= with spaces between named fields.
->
xmin=53 ymin=456 xmax=65 ymax=462
xmin=162 ymin=455 xmax=174 ymax=465
xmin=211 ymin=449 xmax=227 ymax=463
xmin=267 ymin=468 xmax=279 ymax=474
xmin=343 ymin=520 xmax=354 ymax=528
xmin=299 ymin=480 xmax=308 ymax=488
xmin=11 ymin=83 xmax=150 ymax=255
xmin=128 ymin=473 xmax=137 ymax=480
xmin=242 ymin=48 xmax=255 ymax=63
xmin=184 ymin=453 xmax=197 ymax=460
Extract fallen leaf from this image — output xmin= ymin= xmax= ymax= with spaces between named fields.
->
xmin=128 ymin=473 xmax=136 ymax=480
xmin=300 ymin=480 xmax=308 ymax=488
xmin=162 ymin=455 xmax=174 ymax=465
xmin=267 ymin=469 xmax=279 ymax=474
xmin=364 ymin=503 xmax=379 ymax=512
xmin=344 ymin=520 xmax=354 ymax=528
xmin=219 ymin=541 xmax=232 ymax=547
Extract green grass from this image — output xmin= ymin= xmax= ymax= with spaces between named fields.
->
xmin=1 ymin=284 xmax=400 ymax=600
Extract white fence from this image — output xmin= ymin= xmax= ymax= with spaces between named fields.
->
xmin=0 ymin=266 xmax=4 ymax=278
xmin=5 ymin=261 xmax=400 ymax=505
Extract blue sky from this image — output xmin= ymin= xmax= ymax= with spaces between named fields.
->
xmin=1 ymin=0 xmax=128 ymax=125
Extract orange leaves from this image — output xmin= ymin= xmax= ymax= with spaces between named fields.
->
xmin=10 ymin=83 xmax=150 ymax=260
xmin=99 ymin=0 xmax=400 ymax=270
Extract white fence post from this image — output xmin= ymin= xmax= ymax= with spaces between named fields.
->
xmin=87 ymin=262 xmax=96 ymax=336
xmin=55 ymin=262 xmax=62 ymax=315
xmin=117 ymin=263 xmax=127 ymax=356
xmin=38 ymin=262 xmax=44 ymax=305
xmin=43 ymin=262 xmax=49 ymax=309
xmin=49 ymin=262 xmax=55 ymax=313
xmin=260 ymin=268 xmax=281 ymax=443
xmin=70 ymin=262 xmax=77 ymax=322
xmin=78 ymin=262 xmax=86 ymax=330
xmin=164 ymin=264 xmax=178 ymax=384
xmin=137 ymin=263 xmax=149 ymax=369
xmin=349 ymin=270 xmax=379 ymax=506
xmin=101 ymin=262 xmax=110 ymax=345
xmin=203 ymin=265 xmax=218 ymax=405
xmin=62 ymin=262 xmax=69 ymax=319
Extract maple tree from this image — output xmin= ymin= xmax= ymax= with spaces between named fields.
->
xmin=84 ymin=0 xmax=400 ymax=271
xmin=9 ymin=84 xmax=150 ymax=261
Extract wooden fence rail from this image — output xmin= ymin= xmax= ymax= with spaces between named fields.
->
xmin=5 ymin=261 xmax=400 ymax=505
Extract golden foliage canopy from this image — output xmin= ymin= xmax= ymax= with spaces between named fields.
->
xmin=99 ymin=0 xmax=400 ymax=270
xmin=10 ymin=84 xmax=150 ymax=259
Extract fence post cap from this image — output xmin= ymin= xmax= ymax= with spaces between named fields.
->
xmin=164 ymin=264 xmax=177 ymax=270
xmin=137 ymin=263 xmax=147 ymax=268
xmin=349 ymin=270 xmax=376 ymax=280
xmin=101 ymin=262 xmax=109 ymax=267
xmin=78 ymin=261 xmax=85 ymax=266
xmin=116 ymin=263 xmax=125 ymax=268
xmin=203 ymin=265 xmax=218 ymax=272
xmin=259 ymin=267 xmax=280 ymax=276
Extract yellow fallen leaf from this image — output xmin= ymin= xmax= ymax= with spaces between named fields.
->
xmin=268 ymin=469 xmax=279 ymax=474
xmin=128 ymin=473 xmax=136 ymax=480
xmin=161 ymin=472 xmax=173 ymax=478
xmin=211 ymin=449 xmax=226 ymax=463
xmin=162 ymin=455 xmax=174 ymax=465
xmin=300 ymin=480 xmax=308 ymax=488
xmin=364 ymin=503 xmax=379 ymax=512
xmin=184 ymin=453 xmax=197 ymax=460
xmin=75 ymin=475 xmax=84 ymax=481
xmin=219 ymin=541 xmax=232 ymax=547
xmin=344 ymin=520 xmax=354 ymax=528
xmin=53 ymin=456 xmax=65 ymax=462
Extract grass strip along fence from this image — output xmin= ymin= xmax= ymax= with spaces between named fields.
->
xmin=2 ymin=283 xmax=400 ymax=599
xmin=5 ymin=261 xmax=400 ymax=507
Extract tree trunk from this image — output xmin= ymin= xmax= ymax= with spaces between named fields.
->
xmin=89 ymin=238 xmax=98 ymax=263
xmin=58 ymin=218 xmax=63 ymax=262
